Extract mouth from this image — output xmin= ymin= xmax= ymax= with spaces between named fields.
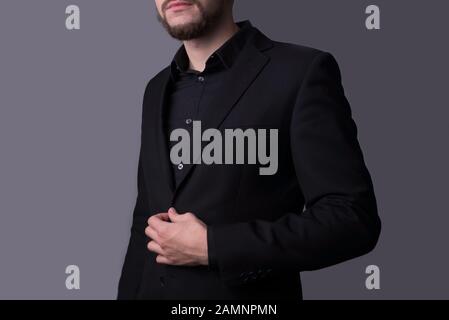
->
xmin=166 ymin=1 xmax=194 ymax=12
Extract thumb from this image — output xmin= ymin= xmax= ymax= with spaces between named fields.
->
xmin=168 ymin=207 xmax=181 ymax=222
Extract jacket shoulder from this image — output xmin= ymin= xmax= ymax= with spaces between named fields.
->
xmin=263 ymin=40 xmax=343 ymax=84
xmin=268 ymin=40 xmax=328 ymax=65
xmin=143 ymin=66 xmax=171 ymax=94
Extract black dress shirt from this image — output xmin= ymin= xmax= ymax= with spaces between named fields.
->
xmin=165 ymin=23 xmax=253 ymax=188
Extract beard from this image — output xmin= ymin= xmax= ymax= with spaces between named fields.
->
xmin=157 ymin=0 xmax=227 ymax=41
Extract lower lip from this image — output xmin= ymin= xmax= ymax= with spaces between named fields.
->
xmin=167 ymin=3 xmax=193 ymax=12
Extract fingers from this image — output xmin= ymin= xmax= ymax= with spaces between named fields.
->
xmin=148 ymin=214 xmax=171 ymax=233
xmin=168 ymin=207 xmax=181 ymax=222
xmin=145 ymin=225 xmax=161 ymax=243
xmin=145 ymin=211 xmax=173 ymax=247
xmin=147 ymin=240 xmax=164 ymax=255
xmin=156 ymin=255 xmax=174 ymax=265
xmin=168 ymin=208 xmax=196 ymax=222
xmin=154 ymin=212 xmax=170 ymax=222
xmin=168 ymin=207 xmax=177 ymax=215
xmin=147 ymin=239 xmax=175 ymax=265
xmin=147 ymin=212 xmax=170 ymax=225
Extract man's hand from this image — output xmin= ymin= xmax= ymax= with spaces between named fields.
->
xmin=145 ymin=207 xmax=209 ymax=266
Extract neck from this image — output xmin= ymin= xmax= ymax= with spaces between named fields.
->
xmin=183 ymin=17 xmax=239 ymax=72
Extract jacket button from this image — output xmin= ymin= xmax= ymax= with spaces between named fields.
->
xmin=159 ymin=276 xmax=165 ymax=287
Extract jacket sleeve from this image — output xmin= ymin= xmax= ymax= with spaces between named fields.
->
xmin=207 ymin=52 xmax=382 ymax=287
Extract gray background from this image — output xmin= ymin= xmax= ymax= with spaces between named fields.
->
xmin=0 ymin=0 xmax=448 ymax=299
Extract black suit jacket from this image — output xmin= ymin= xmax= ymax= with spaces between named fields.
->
xmin=117 ymin=22 xmax=381 ymax=300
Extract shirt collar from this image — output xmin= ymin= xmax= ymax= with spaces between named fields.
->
xmin=170 ymin=20 xmax=254 ymax=79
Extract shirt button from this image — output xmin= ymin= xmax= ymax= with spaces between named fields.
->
xmin=185 ymin=118 xmax=193 ymax=125
xmin=177 ymin=163 xmax=184 ymax=170
xmin=198 ymin=76 xmax=205 ymax=82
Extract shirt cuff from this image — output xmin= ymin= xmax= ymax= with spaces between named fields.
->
xmin=207 ymin=225 xmax=218 ymax=271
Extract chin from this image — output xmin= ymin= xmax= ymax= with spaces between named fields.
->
xmin=167 ymin=15 xmax=200 ymax=28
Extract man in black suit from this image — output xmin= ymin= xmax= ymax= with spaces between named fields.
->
xmin=118 ymin=0 xmax=381 ymax=299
